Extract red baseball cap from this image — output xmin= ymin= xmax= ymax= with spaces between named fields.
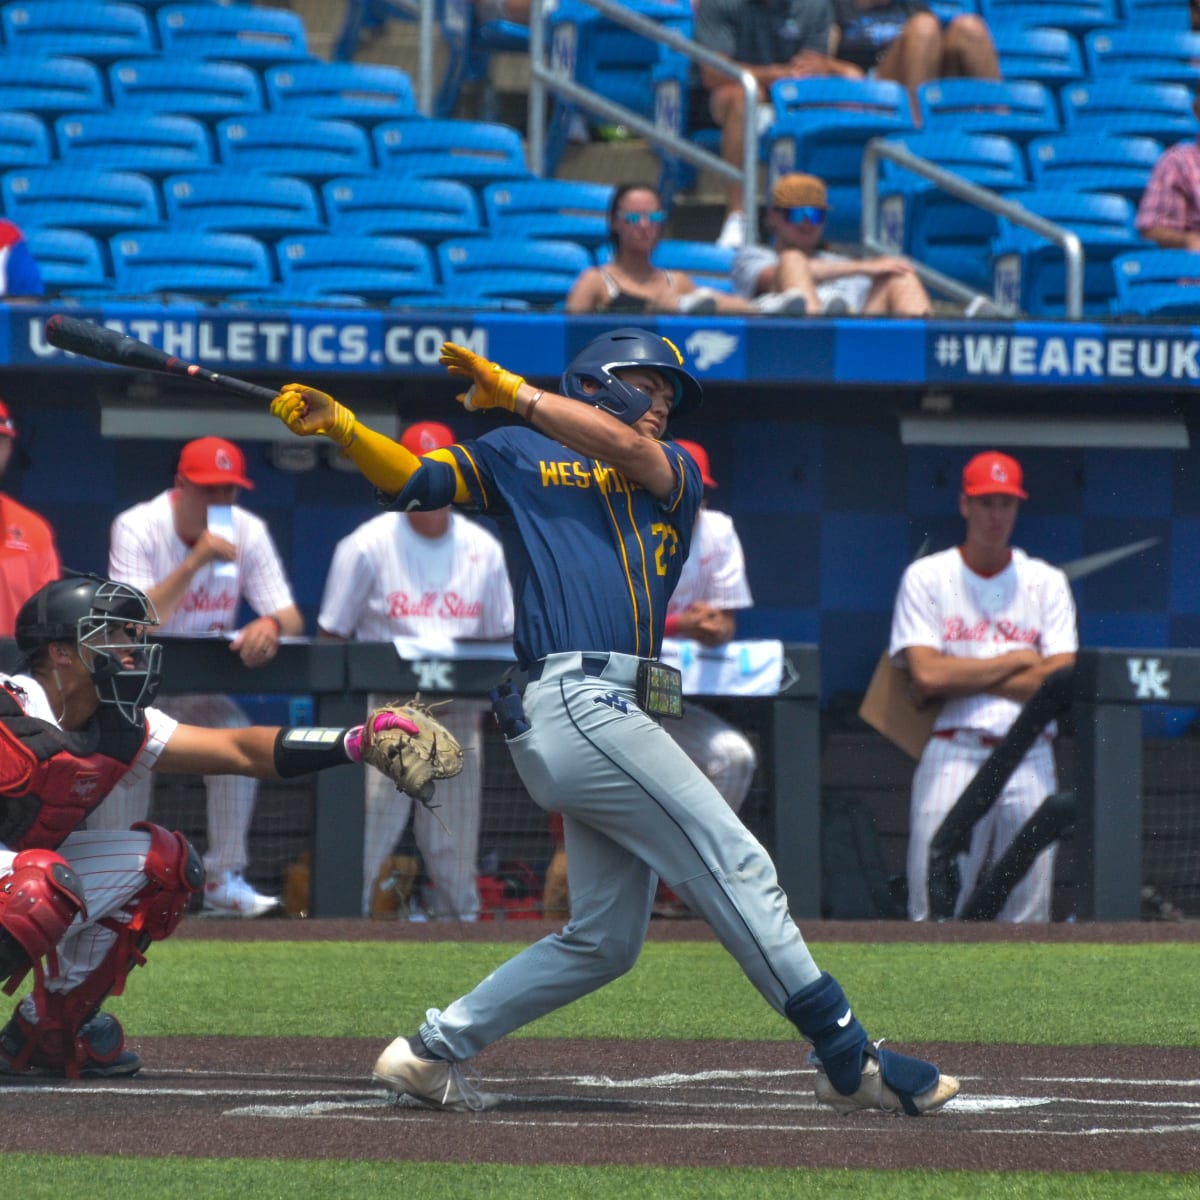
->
xmin=675 ymin=438 xmax=717 ymax=488
xmin=401 ymin=420 xmax=456 ymax=455
xmin=962 ymin=451 xmax=1027 ymax=499
xmin=177 ymin=436 xmax=254 ymax=489
xmin=0 ymin=399 xmax=17 ymax=440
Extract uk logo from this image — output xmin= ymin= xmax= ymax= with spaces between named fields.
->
xmin=1127 ymin=657 xmax=1170 ymax=700
xmin=594 ymin=691 xmax=629 ymax=714
xmin=414 ymin=661 xmax=453 ymax=690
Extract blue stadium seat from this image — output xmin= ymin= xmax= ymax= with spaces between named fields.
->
xmin=915 ymin=79 xmax=1061 ymax=147
xmin=216 ymin=115 xmax=374 ymax=181
xmin=373 ymin=119 xmax=532 ymax=185
xmin=108 ymin=59 xmax=263 ymax=125
xmin=322 ymin=176 xmax=481 ymax=246
xmin=481 ymin=179 xmax=614 ymax=250
xmin=263 ymin=62 xmax=416 ymax=125
xmin=766 ymin=78 xmax=917 ymax=242
xmin=597 ymin=238 xmax=736 ymax=293
xmin=992 ymin=26 xmax=1085 ymax=97
xmin=2 ymin=167 xmax=161 ymax=235
xmin=1122 ymin=0 xmax=1194 ymax=27
xmin=876 ymin=132 xmax=1028 ymax=292
xmin=0 ymin=113 xmax=51 ymax=171
xmin=54 ymin=113 xmax=213 ymax=180
xmin=163 ymin=172 xmax=324 ymax=240
xmin=0 ymin=56 xmax=106 ymax=119
xmin=990 ymin=189 xmax=1147 ymax=315
xmin=438 ymin=237 xmax=592 ymax=308
xmin=1112 ymin=249 xmax=1200 ymax=317
xmin=275 ymin=233 xmax=439 ymax=302
xmin=1059 ymin=80 xmax=1199 ymax=142
xmin=110 ymin=229 xmax=274 ymax=298
xmin=22 ymin=227 xmax=110 ymax=296
xmin=156 ymin=4 xmax=312 ymax=63
xmin=978 ymin=0 xmax=1119 ymax=33
xmin=1027 ymin=134 xmax=1162 ymax=206
xmin=928 ymin=0 xmax=981 ymax=17
xmin=1084 ymin=29 xmax=1200 ymax=86
xmin=0 ymin=2 xmax=157 ymax=64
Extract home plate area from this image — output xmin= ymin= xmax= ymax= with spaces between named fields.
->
xmin=3 ymin=1039 xmax=1199 ymax=1172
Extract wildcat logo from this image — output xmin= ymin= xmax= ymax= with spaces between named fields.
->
xmin=684 ymin=330 xmax=738 ymax=370
xmin=593 ymin=691 xmax=629 ymax=714
xmin=1127 ymin=657 xmax=1170 ymax=700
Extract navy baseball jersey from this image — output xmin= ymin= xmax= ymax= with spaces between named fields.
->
xmin=448 ymin=425 xmax=702 ymax=666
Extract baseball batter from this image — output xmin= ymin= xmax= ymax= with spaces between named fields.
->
xmin=270 ymin=327 xmax=959 ymax=1117
xmin=0 ymin=574 xmax=398 ymax=1077
xmin=318 ymin=421 xmax=514 ymax=918
xmin=889 ymin=450 xmax=1078 ymax=923
xmin=99 ymin=437 xmax=303 ymax=917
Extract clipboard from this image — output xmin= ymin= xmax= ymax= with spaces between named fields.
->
xmin=858 ymin=650 xmax=941 ymax=760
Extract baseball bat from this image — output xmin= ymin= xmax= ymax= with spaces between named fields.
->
xmin=44 ymin=314 xmax=279 ymax=403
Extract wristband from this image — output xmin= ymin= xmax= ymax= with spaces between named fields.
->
xmin=261 ymin=614 xmax=282 ymax=636
xmin=525 ymin=389 xmax=545 ymax=422
xmin=273 ymin=727 xmax=355 ymax=778
xmin=664 ymin=614 xmax=681 ymax=637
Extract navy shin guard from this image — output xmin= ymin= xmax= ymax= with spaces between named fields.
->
xmin=784 ymin=972 xmax=868 ymax=1096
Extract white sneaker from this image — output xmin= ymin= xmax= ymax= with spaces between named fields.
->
xmin=373 ymin=1036 xmax=500 ymax=1112
xmin=716 ymin=210 xmax=747 ymax=249
xmin=201 ymin=869 xmax=281 ymax=919
xmin=753 ymin=288 xmax=808 ymax=316
xmin=814 ymin=1054 xmax=961 ymax=1116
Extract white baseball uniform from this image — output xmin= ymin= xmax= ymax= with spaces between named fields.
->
xmin=665 ymin=508 xmax=757 ymax=811
xmin=318 ymin=510 xmax=513 ymax=918
xmin=889 ymin=546 xmax=1078 ymax=922
xmin=0 ymin=672 xmax=177 ymax=1005
xmin=99 ymin=490 xmax=298 ymax=878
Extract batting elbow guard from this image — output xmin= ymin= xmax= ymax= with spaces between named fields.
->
xmin=382 ymin=459 xmax=458 ymax=512
xmin=273 ymin=726 xmax=355 ymax=778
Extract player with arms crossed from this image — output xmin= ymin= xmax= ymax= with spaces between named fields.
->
xmin=890 ymin=451 xmax=1078 ymax=922
xmin=0 ymin=574 xmax=428 ymax=1077
xmin=270 ymin=328 xmax=960 ymax=1117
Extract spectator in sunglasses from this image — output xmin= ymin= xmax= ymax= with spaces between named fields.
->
xmin=732 ymin=173 xmax=932 ymax=316
xmin=566 ymin=183 xmax=809 ymax=316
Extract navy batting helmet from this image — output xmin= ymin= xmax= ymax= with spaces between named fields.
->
xmin=560 ymin=328 xmax=703 ymax=426
xmin=16 ymin=574 xmax=162 ymax=723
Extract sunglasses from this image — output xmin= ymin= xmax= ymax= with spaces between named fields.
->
xmin=780 ymin=205 xmax=827 ymax=225
xmin=618 ymin=210 xmax=667 ymax=225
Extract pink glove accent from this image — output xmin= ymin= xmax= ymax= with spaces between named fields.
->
xmin=345 ymin=711 xmax=422 ymax=762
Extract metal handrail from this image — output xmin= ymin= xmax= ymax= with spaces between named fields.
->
xmin=527 ymin=0 xmax=760 ymax=242
xmin=862 ymin=138 xmax=1085 ymax=319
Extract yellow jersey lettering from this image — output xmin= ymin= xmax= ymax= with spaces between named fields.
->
xmin=540 ymin=461 xmax=561 ymax=486
xmin=651 ymin=523 xmax=680 ymax=576
xmin=571 ymin=462 xmax=591 ymax=488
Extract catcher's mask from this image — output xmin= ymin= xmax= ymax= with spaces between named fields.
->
xmin=560 ymin=327 xmax=703 ymax=426
xmin=16 ymin=574 xmax=163 ymax=723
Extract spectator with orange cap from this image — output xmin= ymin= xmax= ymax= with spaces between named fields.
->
xmin=0 ymin=398 xmax=60 ymax=639
xmin=318 ymin=420 xmax=514 ymax=919
xmin=100 ymin=436 xmax=304 ymax=917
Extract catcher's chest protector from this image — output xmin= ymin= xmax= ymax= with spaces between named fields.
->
xmin=0 ymin=685 xmax=146 ymax=851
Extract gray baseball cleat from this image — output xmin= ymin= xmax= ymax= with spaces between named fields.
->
xmin=814 ymin=1052 xmax=960 ymax=1116
xmin=372 ymin=1036 xmax=500 ymax=1112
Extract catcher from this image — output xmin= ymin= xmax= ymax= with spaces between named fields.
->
xmin=0 ymin=573 xmax=460 ymax=1078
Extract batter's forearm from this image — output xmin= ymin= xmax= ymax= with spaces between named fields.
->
xmin=342 ymin=422 xmax=471 ymax=505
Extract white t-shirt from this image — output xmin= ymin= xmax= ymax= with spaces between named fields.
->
xmin=318 ymin=510 xmax=513 ymax=642
xmin=668 ymin=508 xmax=752 ymax=615
xmin=109 ymin=490 xmax=296 ymax=632
xmin=889 ymin=546 xmax=1078 ymax=738
xmin=732 ymin=244 xmax=872 ymax=313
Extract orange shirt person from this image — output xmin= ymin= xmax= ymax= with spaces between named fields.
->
xmin=0 ymin=399 xmax=60 ymax=636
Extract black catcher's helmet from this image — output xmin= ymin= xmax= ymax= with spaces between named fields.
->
xmin=16 ymin=574 xmax=162 ymax=722
xmin=560 ymin=328 xmax=703 ymax=426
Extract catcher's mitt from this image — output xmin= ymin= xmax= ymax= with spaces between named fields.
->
xmin=358 ymin=696 xmax=464 ymax=806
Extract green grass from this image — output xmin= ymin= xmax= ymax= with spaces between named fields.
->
xmin=101 ymin=939 xmax=1200 ymax=1046
xmin=5 ymin=1158 xmax=1198 ymax=1200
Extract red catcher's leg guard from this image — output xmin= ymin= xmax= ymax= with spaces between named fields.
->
xmin=19 ymin=824 xmax=201 ymax=1079
xmin=0 ymin=850 xmax=87 ymax=995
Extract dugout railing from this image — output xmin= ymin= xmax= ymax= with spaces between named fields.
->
xmin=147 ymin=638 xmax=820 ymax=918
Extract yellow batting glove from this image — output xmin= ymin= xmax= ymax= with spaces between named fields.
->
xmin=270 ymin=384 xmax=357 ymax=447
xmin=438 ymin=342 xmax=524 ymax=412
